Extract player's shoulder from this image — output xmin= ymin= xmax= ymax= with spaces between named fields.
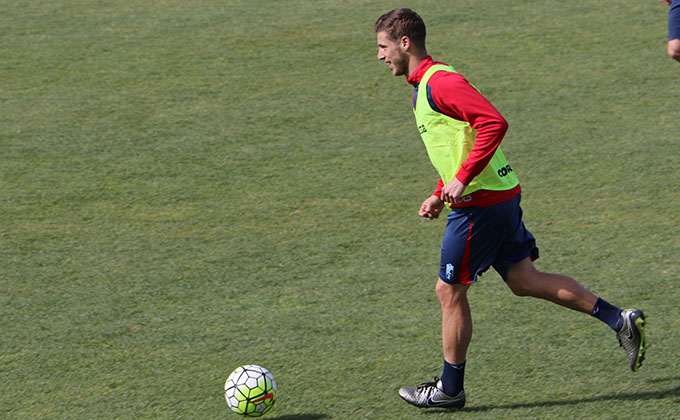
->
xmin=428 ymin=65 xmax=469 ymax=87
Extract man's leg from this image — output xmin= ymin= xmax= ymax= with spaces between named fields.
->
xmin=504 ymin=257 xmax=647 ymax=371
xmin=504 ymin=257 xmax=597 ymax=313
xmin=396 ymin=278 xmax=470 ymax=408
xmin=436 ymin=279 xmax=471 ymax=364
xmin=436 ymin=279 xmax=470 ymax=398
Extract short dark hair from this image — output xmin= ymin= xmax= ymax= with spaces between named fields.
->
xmin=374 ymin=8 xmax=426 ymax=49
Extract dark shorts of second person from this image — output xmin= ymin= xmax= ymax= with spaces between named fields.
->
xmin=670 ymin=0 xmax=680 ymax=41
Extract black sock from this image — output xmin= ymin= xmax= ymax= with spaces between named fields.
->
xmin=591 ymin=297 xmax=623 ymax=331
xmin=440 ymin=360 xmax=465 ymax=396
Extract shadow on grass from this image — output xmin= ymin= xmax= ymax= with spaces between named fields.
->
xmin=644 ymin=375 xmax=680 ymax=384
xmin=270 ymin=414 xmax=329 ymax=420
xmin=424 ymin=378 xmax=680 ymax=414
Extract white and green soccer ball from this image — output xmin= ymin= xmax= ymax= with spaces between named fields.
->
xmin=224 ymin=365 xmax=277 ymax=417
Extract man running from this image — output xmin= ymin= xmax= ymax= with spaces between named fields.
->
xmin=373 ymin=8 xmax=648 ymax=409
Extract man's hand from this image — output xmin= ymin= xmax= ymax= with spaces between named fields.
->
xmin=441 ymin=177 xmax=468 ymax=205
xmin=419 ymin=195 xmax=444 ymax=219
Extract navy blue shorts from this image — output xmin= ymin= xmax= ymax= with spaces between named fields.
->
xmin=670 ymin=0 xmax=680 ymax=41
xmin=439 ymin=194 xmax=539 ymax=284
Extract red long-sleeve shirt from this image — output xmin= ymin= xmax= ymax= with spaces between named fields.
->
xmin=407 ymin=56 xmax=520 ymax=207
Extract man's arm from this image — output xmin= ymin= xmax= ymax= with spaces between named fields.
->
xmin=428 ymin=71 xmax=509 ymax=202
xmin=419 ymin=194 xmax=444 ymax=219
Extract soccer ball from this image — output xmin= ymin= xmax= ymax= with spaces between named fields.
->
xmin=224 ymin=365 xmax=277 ymax=417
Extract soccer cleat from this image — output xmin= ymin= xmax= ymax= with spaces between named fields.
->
xmin=616 ymin=309 xmax=647 ymax=372
xmin=398 ymin=378 xmax=465 ymax=409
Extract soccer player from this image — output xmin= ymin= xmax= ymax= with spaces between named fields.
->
xmin=665 ymin=0 xmax=680 ymax=62
xmin=373 ymin=8 xmax=648 ymax=409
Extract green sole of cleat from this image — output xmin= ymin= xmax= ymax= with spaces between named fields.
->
xmin=633 ymin=315 xmax=647 ymax=372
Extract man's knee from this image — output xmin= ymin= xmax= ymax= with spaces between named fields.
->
xmin=505 ymin=258 xmax=538 ymax=297
xmin=435 ymin=278 xmax=468 ymax=307
xmin=508 ymin=282 xmax=530 ymax=297
xmin=507 ymin=278 xmax=533 ymax=297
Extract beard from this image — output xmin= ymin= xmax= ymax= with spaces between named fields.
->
xmin=391 ymin=51 xmax=409 ymax=76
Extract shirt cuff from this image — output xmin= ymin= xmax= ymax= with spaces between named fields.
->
xmin=455 ymin=169 xmax=474 ymax=186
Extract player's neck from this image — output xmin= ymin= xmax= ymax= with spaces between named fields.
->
xmin=407 ymin=51 xmax=428 ymax=78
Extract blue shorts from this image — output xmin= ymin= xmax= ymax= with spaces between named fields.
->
xmin=670 ymin=0 xmax=680 ymax=41
xmin=439 ymin=194 xmax=539 ymax=284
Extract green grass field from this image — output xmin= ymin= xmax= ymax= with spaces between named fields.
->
xmin=2 ymin=1 xmax=679 ymax=419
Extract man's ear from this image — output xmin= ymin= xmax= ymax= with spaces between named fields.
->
xmin=399 ymin=35 xmax=411 ymax=52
